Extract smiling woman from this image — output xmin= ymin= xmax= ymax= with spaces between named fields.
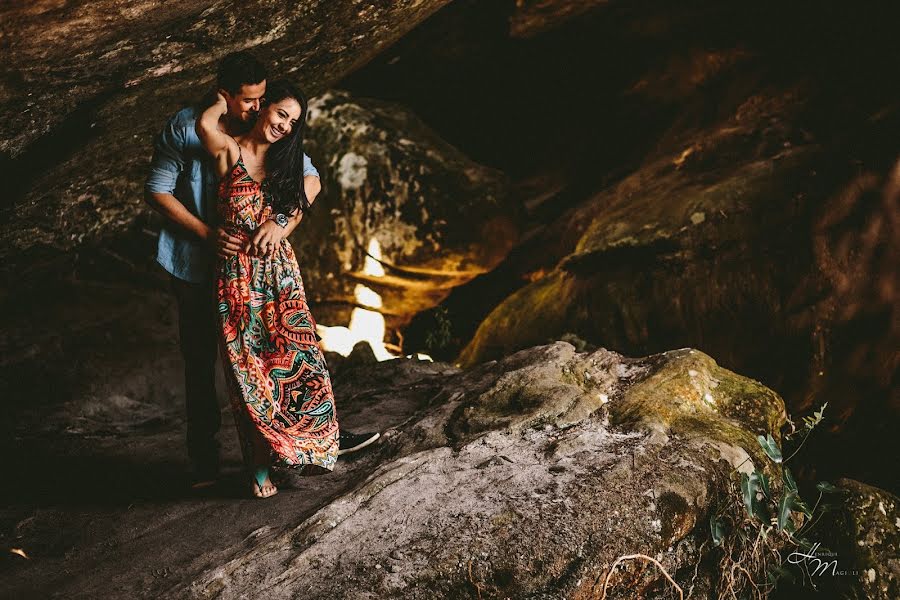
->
xmin=256 ymin=81 xmax=315 ymax=218
xmin=195 ymin=80 xmax=340 ymax=499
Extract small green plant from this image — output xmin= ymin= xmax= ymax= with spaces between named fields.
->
xmin=783 ymin=402 xmax=827 ymax=462
xmin=707 ymin=402 xmax=840 ymax=599
xmin=423 ymin=306 xmax=453 ymax=353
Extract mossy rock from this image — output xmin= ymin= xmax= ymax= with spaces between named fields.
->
xmin=611 ymin=348 xmax=787 ymax=465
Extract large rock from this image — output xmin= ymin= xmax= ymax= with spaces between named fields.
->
xmin=294 ymin=90 xmax=518 ymax=328
xmin=457 ymin=123 xmax=827 ymax=368
xmin=814 ymin=479 xmax=900 ymax=600
xmin=454 ymin=81 xmax=900 ymax=491
xmin=162 ymin=341 xmax=788 ymax=598
xmin=0 ymin=0 xmax=453 ymax=280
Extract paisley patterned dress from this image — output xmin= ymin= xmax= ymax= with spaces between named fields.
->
xmin=216 ymin=155 xmax=339 ymax=470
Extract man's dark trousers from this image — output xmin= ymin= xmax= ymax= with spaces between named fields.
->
xmin=171 ymin=275 xmax=221 ymax=476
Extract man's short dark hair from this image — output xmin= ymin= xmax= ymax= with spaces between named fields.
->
xmin=217 ymin=51 xmax=267 ymax=94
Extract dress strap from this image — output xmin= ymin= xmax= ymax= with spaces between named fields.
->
xmin=227 ymin=134 xmax=243 ymax=163
xmin=225 ymin=134 xmax=245 ymax=176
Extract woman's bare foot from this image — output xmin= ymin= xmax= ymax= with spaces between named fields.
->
xmin=251 ymin=467 xmax=278 ymax=499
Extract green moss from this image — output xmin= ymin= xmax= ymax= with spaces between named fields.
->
xmin=610 ymin=348 xmax=786 ymax=468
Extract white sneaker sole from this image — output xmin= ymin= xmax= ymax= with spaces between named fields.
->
xmin=337 ymin=432 xmax=381 ymax=456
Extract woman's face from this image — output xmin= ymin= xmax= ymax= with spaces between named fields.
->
xmin=258 ymin=97 xmax=302 ymax=143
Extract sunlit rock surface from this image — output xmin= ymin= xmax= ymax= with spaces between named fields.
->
xmin=0 ymin=296 xmax=886 ymax=599
xmin=162 ymin=342 xmax=787 ymax=599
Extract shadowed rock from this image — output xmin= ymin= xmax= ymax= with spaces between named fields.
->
xmin=510 ymin=0 xmax=611 ymax=38
xmin=457 ymin=88 xmax=827 ymax=368
xmin=810 ymin=479 xmax=900 ymax=600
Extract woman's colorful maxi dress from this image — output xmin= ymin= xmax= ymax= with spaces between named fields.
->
xmin=216 ymin=155 xmax=339 ymax=470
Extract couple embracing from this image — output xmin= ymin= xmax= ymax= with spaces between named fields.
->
xmin=145 ymin=52 xmax=378 ymax=499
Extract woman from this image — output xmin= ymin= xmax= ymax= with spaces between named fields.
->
xmin=197 ymin=80 xmax=339 ymax=498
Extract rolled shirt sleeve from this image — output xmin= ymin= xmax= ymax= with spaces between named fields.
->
xmin=302 ymin=153 xmax=319 ymax=178
xmin=146 ymin=108 xmax=212 ymax=283
xmin=145 ymin=117 xmax=186 ymax=195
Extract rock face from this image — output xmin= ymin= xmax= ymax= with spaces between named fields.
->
xmin=452 ymin=79 xmax=899 ymax=491
xmin=509 ymin=0 xmax=611 ymax=38
xmin=164 ymin=342 xmax=787 ymax=599
xmin=1 ymin=0 xmax=453 ymax=156
xmin=812 ymin=479 xmax=900 ymax=600
xmin=0 ymin=280 xmax=185 ymax=441
xmin=294 ymin=90 xmax=517 ymax=328
xmin=457 ymin=100 xmax=829 ymax=368
xmin=0 ymin=0 xmax=453 ymax=279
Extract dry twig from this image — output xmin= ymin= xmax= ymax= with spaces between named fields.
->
xmin=600 ymin=553 xmax=683 ymax=600
xmin=467 ymin=560 xmax=483 ymax=600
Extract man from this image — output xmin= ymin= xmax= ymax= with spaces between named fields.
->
xmin=145 ymin=51 xmax=378 ymax=487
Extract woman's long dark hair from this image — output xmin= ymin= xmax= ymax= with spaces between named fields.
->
xmin=261 ymin=80 xmax=310 ymax=216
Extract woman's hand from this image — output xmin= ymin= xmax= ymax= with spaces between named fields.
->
xmin=248 ymin=220 xmax=287 ymax=257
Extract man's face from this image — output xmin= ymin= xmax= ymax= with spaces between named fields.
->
xmin=221 ymin=80 xmax=266 ymax=123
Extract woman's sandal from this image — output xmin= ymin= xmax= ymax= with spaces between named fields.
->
xmin=251 ymin=466 xmax=278 ymax=499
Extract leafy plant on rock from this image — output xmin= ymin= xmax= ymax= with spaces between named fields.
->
xmin=708 ymin=403 xmax=841 ymax=599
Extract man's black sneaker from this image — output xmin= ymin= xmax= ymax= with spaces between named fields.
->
xmin=338 ymin=431 xmax=381 ymax=456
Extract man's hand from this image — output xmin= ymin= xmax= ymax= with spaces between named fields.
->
xmin=249 ymin=220 xmax=287 ymax=257
xmin=215 ymin=227 xmax=245 ymax=259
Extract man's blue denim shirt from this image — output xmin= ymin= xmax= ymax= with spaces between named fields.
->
xmin=145 ymin=106 xmax=320 ymax=283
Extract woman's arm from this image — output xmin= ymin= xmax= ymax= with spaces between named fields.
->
xmin=196 ymin=93 xmax=238 ymax=177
